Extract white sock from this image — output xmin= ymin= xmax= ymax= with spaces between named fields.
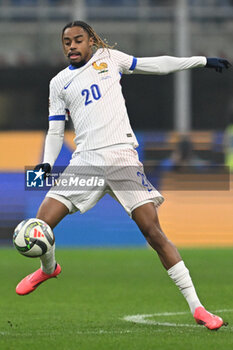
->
xmin=167 ymin=260 xmax=203 ymax=314
xmin=40 ymin=244 xmax=56 ymax=274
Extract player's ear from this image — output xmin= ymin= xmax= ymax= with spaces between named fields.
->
xmin=89 ymin=36 xmax=94 ymax=47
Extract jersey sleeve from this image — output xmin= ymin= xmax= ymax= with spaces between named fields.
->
xmin=49 ymin=78 xmax=67 ymax=121
xmin=110 ymin=49 xmax=137 ymax=74
xmin=43 ymin=120 xmax=65 ymax=168
xmin=43 ymin=78 xmax=66 ymax=167
xmin=133 ymin=56 xmax=207 ymax=75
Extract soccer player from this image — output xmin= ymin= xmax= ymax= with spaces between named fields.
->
xmin=16 ymin=21 xmax=230 ymax=330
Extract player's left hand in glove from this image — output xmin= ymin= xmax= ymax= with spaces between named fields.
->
xmin=206 ymin=58 xmax=231 ymax=73
xmin=34 ymin=163 xmax=51 ymax=179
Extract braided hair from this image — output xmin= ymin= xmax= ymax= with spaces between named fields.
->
xmin=62 ymin=21 xmax=113 ymax=50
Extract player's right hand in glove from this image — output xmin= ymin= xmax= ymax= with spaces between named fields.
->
xmin=34 ymin=163 xmax=51 ymax=179
xmin=206 ymin=58 xmax=231 ymax=73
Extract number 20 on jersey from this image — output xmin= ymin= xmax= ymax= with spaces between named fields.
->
xmin=81 ymin=84 xmax=101 ymax=106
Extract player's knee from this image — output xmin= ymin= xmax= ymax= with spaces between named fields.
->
xmin=36 ymin=213 xmax=54 ymax=229
xmin=36 ymin=207 xmax=56 ymax=229
xmin=36 ymin=197 xmax=69 ymax=229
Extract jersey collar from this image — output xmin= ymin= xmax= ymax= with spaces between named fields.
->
xmin=68 ymin=52 xmax=96 ymax=70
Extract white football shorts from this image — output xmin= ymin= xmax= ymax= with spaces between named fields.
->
xmin=46 ymin=144 xmax=164 ymax=217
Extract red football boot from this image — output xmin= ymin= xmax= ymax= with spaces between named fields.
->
xmin=194 ymin=306 xmax=227 ymax=330
xmin=16 ymin=264 xmax=61 ymax=295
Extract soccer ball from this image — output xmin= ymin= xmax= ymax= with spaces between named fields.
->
xmin=13 ymin=218 xmax=55 ymax=258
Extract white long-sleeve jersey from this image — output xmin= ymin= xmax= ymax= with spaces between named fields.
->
xmin=43 ymin=49 xmax=206 ymax=167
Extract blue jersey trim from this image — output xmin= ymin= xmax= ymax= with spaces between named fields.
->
xmin=49 ymin=115 xmax=66 ymax=121
xmin=69 ymin=65 xmax=78 ymax=70
xmin=68 ymin=54 xmax=94 ymax=70
xmin=129 ymin=57 xmax=137 ymax=71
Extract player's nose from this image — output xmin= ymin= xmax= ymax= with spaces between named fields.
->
xmin=70 ymin=40 xmax=78 ymax=50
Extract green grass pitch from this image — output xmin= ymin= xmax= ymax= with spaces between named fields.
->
xmin=0 ymin=247 xmax=232 ymax=350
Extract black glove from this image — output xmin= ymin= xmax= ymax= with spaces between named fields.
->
xmin=206 ymin=58 xmax=231 ymax=73
xmin=34 ymin=163 xmax=51 ymax=179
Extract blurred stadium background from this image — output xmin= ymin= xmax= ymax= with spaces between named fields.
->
xmin=0 ymin=0 xmax=233 ymax=247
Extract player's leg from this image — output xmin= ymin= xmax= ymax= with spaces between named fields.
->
xmin=36 ymin=196 xmax=69 ymax=229
xmin=16 ymin=197 xmax=69 ymax=296
xmin=132 ymin=202 xmax=181 ymax=269
xmin=132 ymin=202 xmax=201 ymax=312
xmin=36 ymin=197 xmax=69 ymax=275
xmin=132 ymin=202 xmax=226 ymax=330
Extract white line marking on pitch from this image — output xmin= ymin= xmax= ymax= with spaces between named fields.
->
xmin=123 ymin=309 xmax=233 ymax=329
xmin=1 ymin=309 xmax=233 ymax=337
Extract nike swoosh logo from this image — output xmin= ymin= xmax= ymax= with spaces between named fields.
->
xmin=64 ymin=81 xmax=73 ymax=90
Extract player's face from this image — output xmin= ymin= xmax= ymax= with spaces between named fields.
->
xmin=62 ymin=26 xmax=94 ymax=68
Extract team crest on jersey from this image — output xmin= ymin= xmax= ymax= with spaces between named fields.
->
xmin=92 ymin=61 xmax=108 ymax=74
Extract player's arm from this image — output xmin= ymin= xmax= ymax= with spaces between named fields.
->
xmin=133 ymin=56 xmax=231 ymax=75
xmin=34 ymin=120 xmax=65 ymax=177
xmin=34 ymin=79 xmax=66 ymax=177
xmin=110 ymin=49 xmax=230 ymax=76
xmin=42 ymin=119 xmax=65 ymax=166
